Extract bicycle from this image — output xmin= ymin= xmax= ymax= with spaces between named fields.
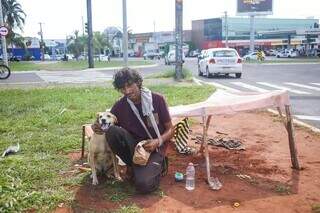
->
xmin=0 ymin=64 xmax=11 ymax=79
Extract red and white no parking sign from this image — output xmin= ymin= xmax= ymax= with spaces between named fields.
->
xmin=0 ymin=26 xmax=9 ymax=36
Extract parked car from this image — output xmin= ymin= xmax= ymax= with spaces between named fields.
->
xmin=189 ymin=49 xmax=200 ymax=57
xmin=9 ymin=56 xmax=21 ymax=62
xmin=276 ymin=49 xmax=297 ymax=58
xmin=0 ymin=54 xmax=22 ymax=61
xmin=198 ymin=48 xmax=242 ymax=78
xmin=197 ymin=49 xmax=208 ymax=64
xmin=243 ymin=51 xmax=265 ymax=61
xmin=143 ymin=50 xmax=161 ymax=60
xmin=316 ymin=49 xmax=320 ymax=57
xmin=265 ymin=49 xmax=277 ymax=56
xmin=44 ymin=54 xmax=51 ymax=60
xmin=164 ymin=50 xmax=185 ymax=65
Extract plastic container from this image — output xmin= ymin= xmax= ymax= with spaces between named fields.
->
xmin=185 ymin=162 xmax=195 ymax=190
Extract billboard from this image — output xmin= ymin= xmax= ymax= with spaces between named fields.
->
xmin=237 ymin=0 xmax=273 ymax=15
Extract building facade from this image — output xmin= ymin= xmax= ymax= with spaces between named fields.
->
xmin=192 ymin=17 xmax=320 ymax=55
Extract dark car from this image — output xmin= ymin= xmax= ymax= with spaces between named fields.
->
xmin=9 ymin=56 xmax=22 ymax=62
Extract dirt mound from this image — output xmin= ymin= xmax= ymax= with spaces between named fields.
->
xmin=58 ymin=111 xmax=320 ymax=212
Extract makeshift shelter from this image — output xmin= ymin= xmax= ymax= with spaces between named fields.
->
xmin=169 ymin=89 xmax=300 ymax=189
xmin=81 ymin=89 xmax=300 ymax=189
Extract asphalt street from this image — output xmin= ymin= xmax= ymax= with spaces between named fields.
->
xmin=1 ymin=58 xmax=320 ymax=129
xmin=183 ymin=58 xmax=320 ymax=129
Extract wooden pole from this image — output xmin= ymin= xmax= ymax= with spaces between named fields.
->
xmin=81 ymin=125 xmax=85 ymax=159
xmin=285 ymin=105 xmax=300 ymax=170
xmin=203 ymin=115 xmax=213 ymax=183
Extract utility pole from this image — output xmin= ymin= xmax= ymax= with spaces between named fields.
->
xmin=249 ymin=15 xmax=255 ymax=53
xmin=81 ymin=16 xmax=85 ymax=36
xmin=175 ymin=0 xmax=183 ymax=81
xmin=224 ymin=11 xmax=229 ymax=48
xmin=122 ymin=0 xmax=128 ymax=67
xmin=0 ymin=0 xmax=8 ymax=66
xmin=39 ymin=22 xmax=45 ymax=61
xmin=86 ymin=0 xmax=94 ymax=68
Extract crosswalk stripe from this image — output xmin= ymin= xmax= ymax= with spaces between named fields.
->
xmin=230 ymin=82 xmax=270 ymax=92
xmin=284 ymin=82 xmax=320 ymax=92
xmin=204 ymin=81 xmax=241 ymax=93
xmin=256 ymin=82 xmax=311 ymax=95
xmin=311 ymin=83 xmax=320 ymax=87
xmin=294 ymin=115 xmax=320 ymax=121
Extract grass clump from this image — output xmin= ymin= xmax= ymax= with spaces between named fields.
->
xmin=115 ymin=204 xmax=142 ymax=213
xmin=146 ymin=68 xmax=193 ymax=80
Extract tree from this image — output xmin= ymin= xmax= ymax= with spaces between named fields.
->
xmin=1 ymin=0 xmax=26 ymax=55
xmin=93 ymin=31 xmax=110 ymax=55
xmin=67 ymin=30 xmax=87 ymax=60
xmin=1 ymin=0 xmax=26 ymax=31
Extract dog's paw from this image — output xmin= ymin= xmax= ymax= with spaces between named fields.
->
xmin=115 ymin=175 xmax=123 ymax=182
xmin=92 ymin=178 xmax=99 ymax=185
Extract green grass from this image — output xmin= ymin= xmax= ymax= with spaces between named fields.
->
xmin=0 ymin=84 xmax=215 ymax=212
xmin=9 ymin=60 xmax=155 ymax=71
xmin=115 ymin=204 xmax=142 ymax=213
xmin=146 ymin=68 xmax=193 ymax=80
xmin=312 ymin=203 xmax=320 ymax=213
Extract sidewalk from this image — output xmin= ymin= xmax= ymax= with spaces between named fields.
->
xmin=0 ymin=63 xmax=160 ymax=88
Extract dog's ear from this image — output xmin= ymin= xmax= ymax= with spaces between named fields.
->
xmin=96 ymin=112 xmax=102 ymax=121
xmin=112 ymin=114 xmax=118 ymax=124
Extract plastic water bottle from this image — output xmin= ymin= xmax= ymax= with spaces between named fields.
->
xmin=185 ymin=162 xmax=195 ymax=190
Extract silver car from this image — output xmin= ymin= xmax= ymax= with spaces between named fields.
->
xmin=198 ymin=48 xmax=243 ymax=78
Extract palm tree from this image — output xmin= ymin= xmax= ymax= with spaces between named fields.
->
xmin=1 ymin=0 xmax=26 ymax=31
xmin=67 ymin=31 xmax=87 ymax=60
xmin=1 ymin=0 xmax=26 ymax=57
xmin=93 ymin=31 xmax=110 ymax=55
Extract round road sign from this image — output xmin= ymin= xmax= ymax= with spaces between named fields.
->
xmin=0 ymin=26 xmax=9 ymax=36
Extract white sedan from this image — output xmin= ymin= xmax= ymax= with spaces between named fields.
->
xmin=198 ymin=48 xmax=243 ymax=78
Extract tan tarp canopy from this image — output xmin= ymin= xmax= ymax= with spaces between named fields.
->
xmin=169 ymin=89 xmax=299 ymax=189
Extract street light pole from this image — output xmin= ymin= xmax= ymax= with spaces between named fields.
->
xmin=0 ymin=0 xmax=8 ymax=66
xmin=175 ymin=0 xmax=183 ymax=81
xmin=249 ymin=15 xmax=255 ymax=53
xmin=122 ymin=0 xmax=128 ymax=67
xmin=39 ymin=22 xmax=45 ymax=61
xmin=224 ymin=11 xmax=229 ymax=48
xmin=86 ymin=0 xmax=94 ymax=68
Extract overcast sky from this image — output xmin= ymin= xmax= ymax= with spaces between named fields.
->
xmin=19 ymin=0 xmax=320 ymax=39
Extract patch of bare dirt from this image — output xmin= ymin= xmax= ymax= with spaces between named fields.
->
xmin=55 ymin=110 xmax=320 ymax=213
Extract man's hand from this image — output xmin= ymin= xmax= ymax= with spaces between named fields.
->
xmin=143 ymin=139 xmax=159 ymax=152
xmin=91 ymin=121 xmax=104 ymax=135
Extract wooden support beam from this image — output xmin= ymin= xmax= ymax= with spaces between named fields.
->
xmin=285 ymin=105 xmax=301 ymax=170
xmin=81 ymin=125 xmax=86 ymax=159
xmin=277 ymin=107 xmax=288 ymax=131
xmin=203 ymin=115 xmax=213 ymax=184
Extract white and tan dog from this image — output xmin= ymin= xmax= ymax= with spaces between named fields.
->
xmin=88 ymin=111 xmax=122 ymax=185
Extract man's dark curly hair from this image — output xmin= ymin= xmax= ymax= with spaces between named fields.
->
xmin=112 ymin=67 xmax=143 ymax=90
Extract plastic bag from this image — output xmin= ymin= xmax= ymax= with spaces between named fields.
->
xmin=133 ymin=140 xmax=151 ymax=166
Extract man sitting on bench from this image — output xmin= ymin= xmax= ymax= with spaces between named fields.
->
xmin=92 ymin=67 xmax=174 ymax=194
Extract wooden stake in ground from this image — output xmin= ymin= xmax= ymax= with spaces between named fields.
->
xmin=285 ymin=105 xmax=301 ymax=170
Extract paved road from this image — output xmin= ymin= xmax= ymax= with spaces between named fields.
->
xmin=183 ymin=58 xmax=320 ymax=129
xmin=1 ymin=58 xmax=319 ymax=129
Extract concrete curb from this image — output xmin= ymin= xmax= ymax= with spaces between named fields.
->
xmin=267 ymin=109 xmax=320 ymax=134
xmin=245 ymin=62 xmax=320 ymax=66
xmin=11 ymin=63 xmax=159 ymax=74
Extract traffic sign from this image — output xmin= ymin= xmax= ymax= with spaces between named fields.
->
xmin=0 ymin=26 xmax=9 ymax=36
